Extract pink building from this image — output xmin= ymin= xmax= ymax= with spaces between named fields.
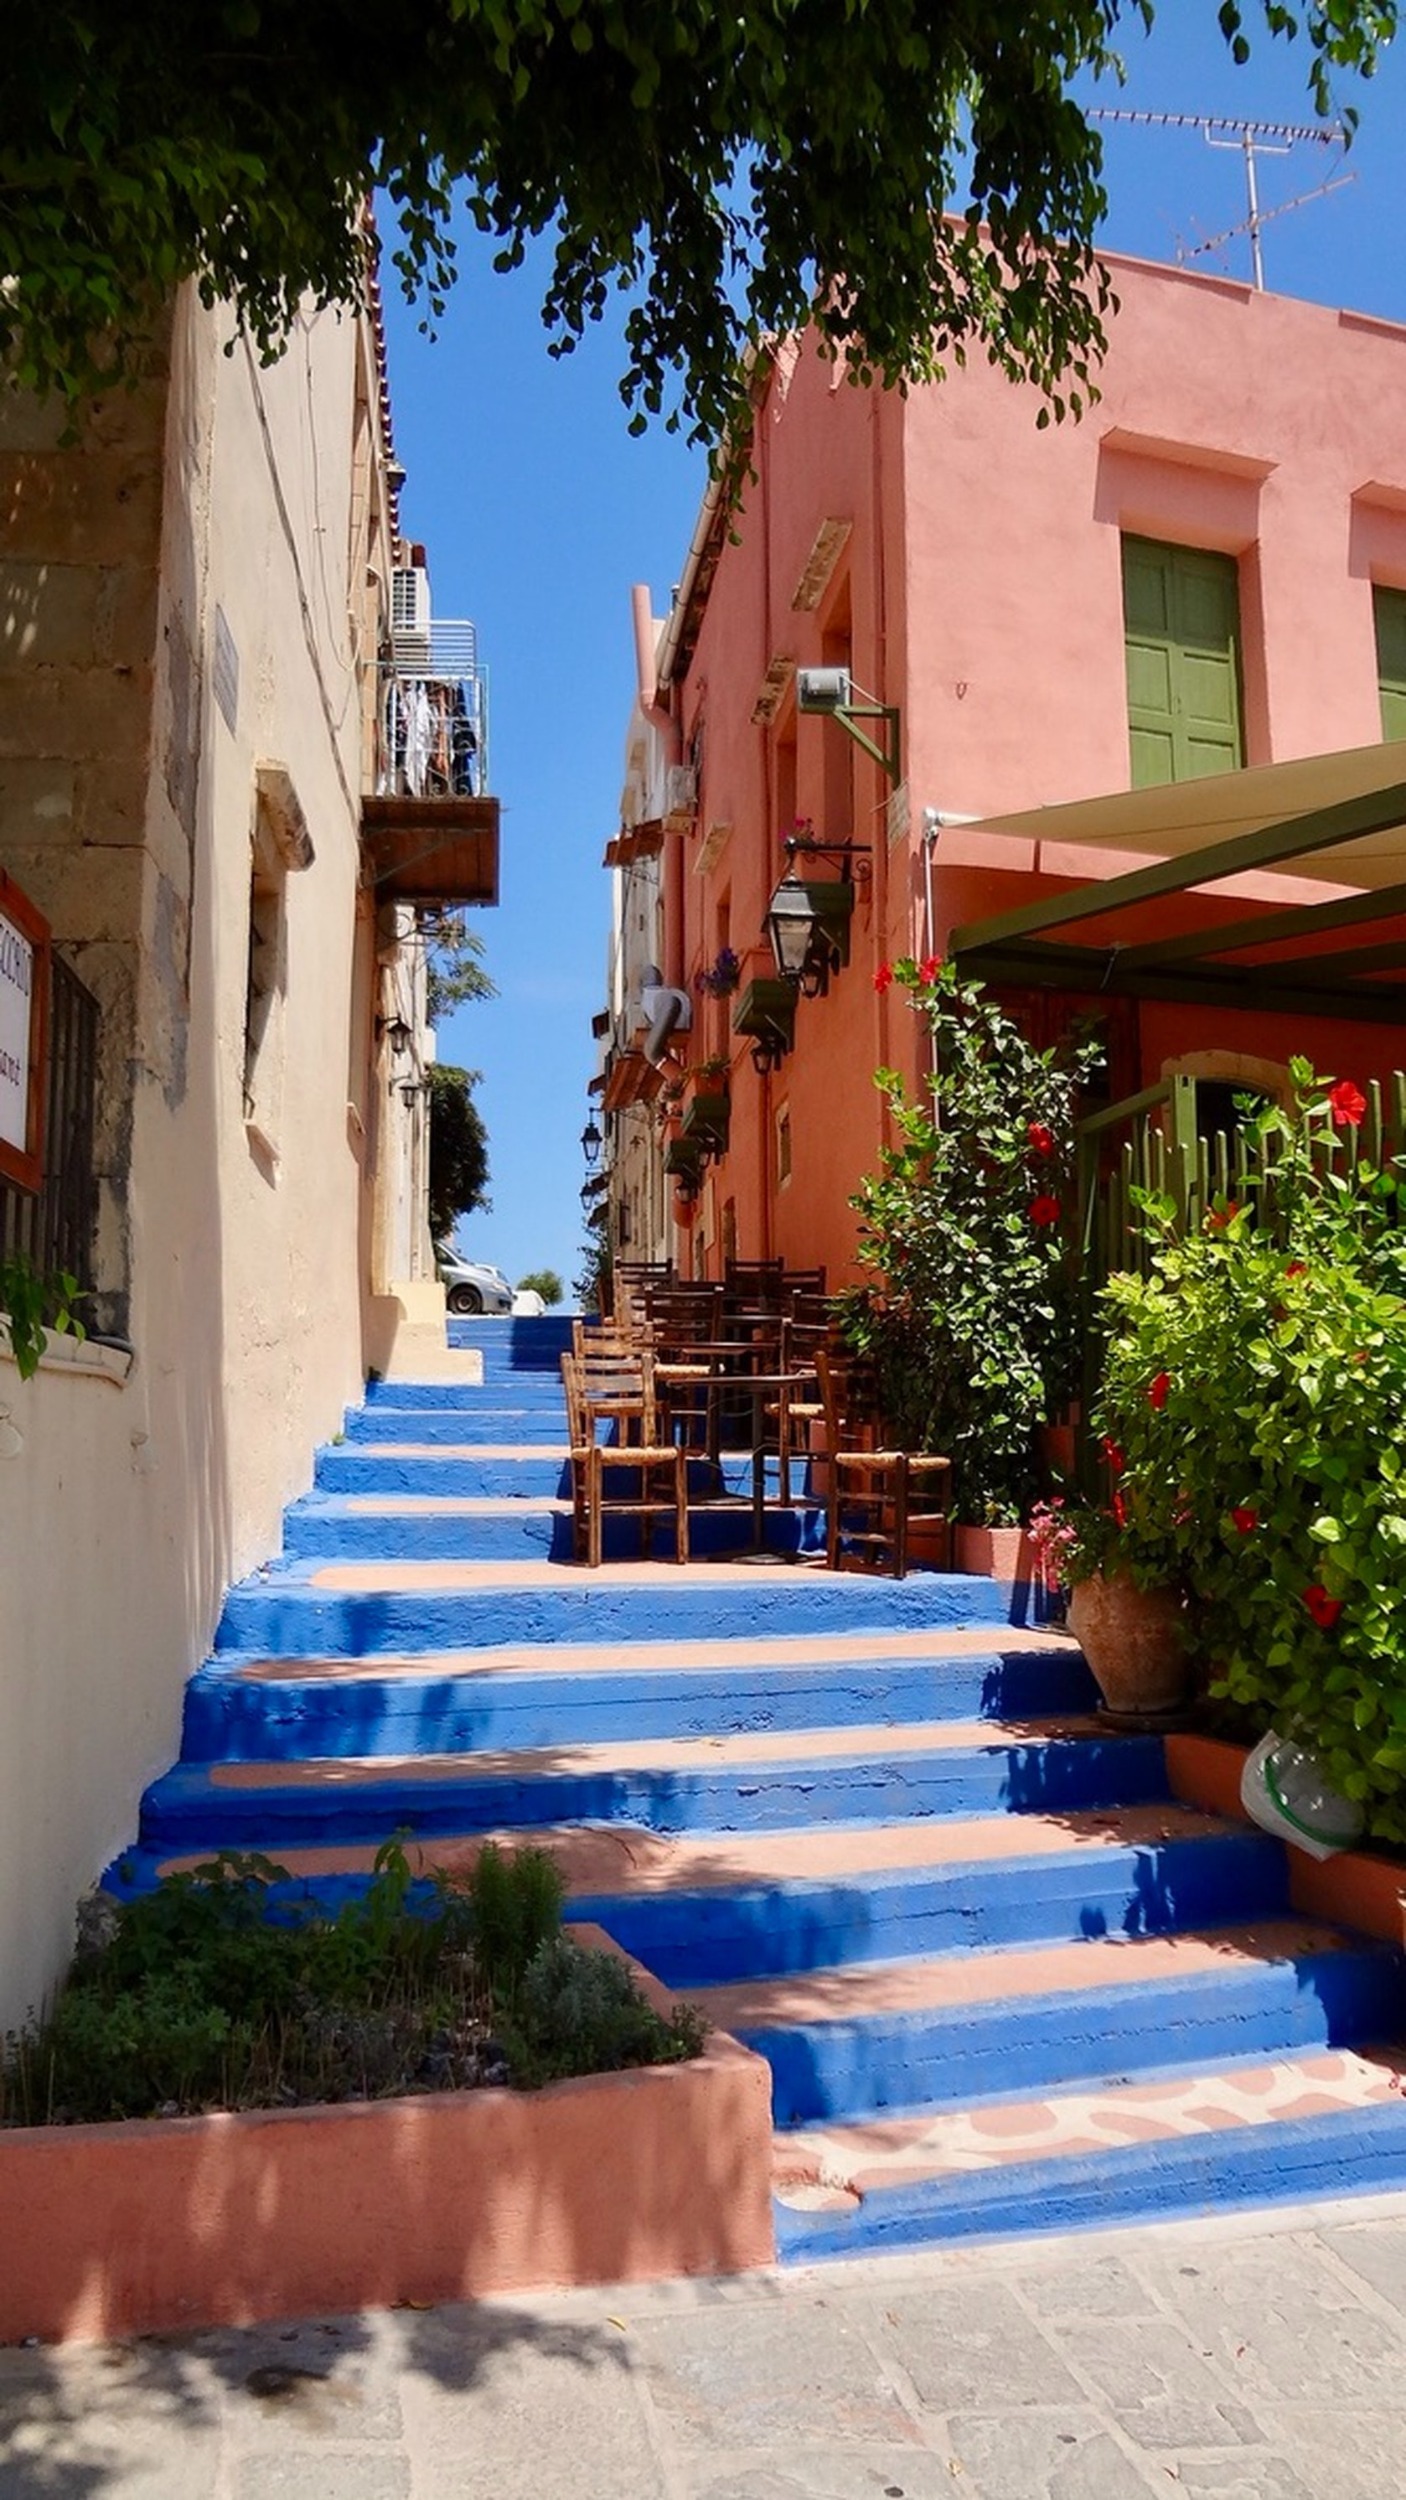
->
xmin=614 ymin=252 xmax=1406 ymax=1286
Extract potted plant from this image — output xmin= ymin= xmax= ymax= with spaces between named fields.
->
xmin=1028 ymin=1494 xmax=1188 ymax=1720
xmin=695 ymin=948 xmax=741 ymax=1000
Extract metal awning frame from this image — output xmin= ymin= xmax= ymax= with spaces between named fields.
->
xmin=949 ymin=776 xmax=1406 ymax=1023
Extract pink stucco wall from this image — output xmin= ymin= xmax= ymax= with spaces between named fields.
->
xmin=662 ymin=256 xmax=1406 ymax=1283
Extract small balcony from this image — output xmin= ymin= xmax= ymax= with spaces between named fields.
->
xmin=363 ymin=621 xmax=500 ymax=905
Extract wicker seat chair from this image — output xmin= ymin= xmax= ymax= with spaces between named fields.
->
xmin=814 ymin=1345 xmax=952 ymax=1579
xmin=560 ymin=1350 xmax=690 ymax=1569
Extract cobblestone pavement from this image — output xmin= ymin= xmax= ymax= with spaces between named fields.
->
xmin=7 ymin=2194 xmax=1406 ymax=2499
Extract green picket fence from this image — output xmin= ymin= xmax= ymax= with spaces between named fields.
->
xmin=1067 ymin=1068 xmax=1406 ymax=1485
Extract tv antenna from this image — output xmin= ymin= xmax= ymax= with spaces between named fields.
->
xmin=1088 ymin=107 xmax=1354 ymax=292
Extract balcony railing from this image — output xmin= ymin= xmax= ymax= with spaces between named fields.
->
xmin=380 ymin=622 xmax=489 ymax=801
xmin=366 ymin=621 xmax=499 ymax=906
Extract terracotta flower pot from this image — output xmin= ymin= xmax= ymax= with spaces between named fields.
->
xmin=1067 ymin=1570 xmax=1188 ymax=1720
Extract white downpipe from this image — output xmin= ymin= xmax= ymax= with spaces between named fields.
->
xmin=922 ymin=807 xmax=983 ymax=1077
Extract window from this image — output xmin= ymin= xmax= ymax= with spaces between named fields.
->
xmin=1122 ymin=537 xmax=1244 ymax=789
xmin=243 ymin=765 xmax=314 ymax=1140
xmin=1374 ymin=585 xmax=1406 ymax=740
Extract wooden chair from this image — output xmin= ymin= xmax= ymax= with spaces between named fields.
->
xmin=776 ymin=1295 xmax=834 ymax=1486
xmin=610 ymin=1258 xmax=672 ymax=1330
xmin=645 ymin=1283 xmax=727 ymax=1457
xmin=724 ymin=1257 xmax=786 ymax=1313
xmin=560 ymin=1352 xmax=690 ymax=1568
xmin=813 ymin=1345 xmax=952 ymax=1579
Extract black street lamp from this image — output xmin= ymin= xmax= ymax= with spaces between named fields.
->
xmin=764 ymin=839 xmax=871 ymax=996
xmin=580 ymin=1116 xmax=603 ymax=1168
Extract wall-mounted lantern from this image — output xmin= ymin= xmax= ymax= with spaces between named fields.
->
xmin=581 ymin=1116 xmax=603 ymax=1168
xmin=377 ymin=1012 xmax=413 ymax=1058
xmin=764 ymin=839 xmax=870 ymax=997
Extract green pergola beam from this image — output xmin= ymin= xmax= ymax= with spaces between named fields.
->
xmin=1288 ymin=935 xmax=1406 ymax=984
xmin=1110 ymin=875 xmax=1406 ymax=973
xmin=949 ymin=779 xmax=1406 ymax=958
xmin=959 ymin=935 xmax=1406 ymax=1024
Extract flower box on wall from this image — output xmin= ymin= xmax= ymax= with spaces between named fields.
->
xmin=732 ymin=978 xmax=796 ymax=1052
xmin=681 ymin=1091 xmax=730 ymax=1154
xmin=664 ymin=1137 xmax=706 ymax=1183
xmin=799 ymin=879 xmax=854 ymax=970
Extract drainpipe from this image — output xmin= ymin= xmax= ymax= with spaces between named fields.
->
xmin=631 ymin=583 xmax=675 ymax=745
xmin=922 ymin=807 xmax=983 ymax=1076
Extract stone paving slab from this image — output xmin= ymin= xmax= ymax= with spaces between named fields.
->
xmin=8 ymin=2194 xmax=1406 ymax=2497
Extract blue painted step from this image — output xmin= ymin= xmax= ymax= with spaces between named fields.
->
xmin=278 ymin=1494 xmax=822 ymax=1565
xmin=738 ymin=1933 xmax=1405 ymax=2128
xmin=212 ymin=1569 xmax=1016 ymax=1659
xmin=343 ymin=1408 xmax=566 ymax=1446
xmin=314 ymin=1451 xmax=787 ymax=1499
xmin=179 ymin=1642 xmax=1100 ymax=1763
xmin=567 ymin=1827 xmax=1288 ymax=1987
xmin=137 ymin=1728 xmax=1170 ymax=1853
xmin=773 ymin=2092 xmax=1406 ymax=2262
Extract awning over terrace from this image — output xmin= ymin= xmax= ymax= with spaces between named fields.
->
xmin=948 ymin=739 xmax=1406 ymax=1025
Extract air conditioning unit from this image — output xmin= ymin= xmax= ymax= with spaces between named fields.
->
xmin=797 ymin=666 xmax=852 ymax=713
xmin=391 ymin=566 xmax=432 ymax=668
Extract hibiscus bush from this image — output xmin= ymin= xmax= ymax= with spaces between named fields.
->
xmin=841 ymin=959 xmax=1101 ymax=1521
xmin=1089 ymin=1062 xmax=1406 ymax=1840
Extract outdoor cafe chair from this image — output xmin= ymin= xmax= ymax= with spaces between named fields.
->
xmin=814 ymin=1345 xmax=952 ymax=1579
xmin=559 ymin=1351 xmax=689 ymax=1569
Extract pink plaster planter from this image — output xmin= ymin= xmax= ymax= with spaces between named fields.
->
xmin=954 ymin=1524 xmax=1035 ymax=1583
xmin=0 ymin=1933 xmax=776 ymax=2347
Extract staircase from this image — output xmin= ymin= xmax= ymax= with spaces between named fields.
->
xmin=113 ymin=1317 xmax=1406 ymax=2259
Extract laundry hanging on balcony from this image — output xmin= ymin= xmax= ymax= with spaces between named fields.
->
xmin=382 ymin=676 xmax=479 ymax=800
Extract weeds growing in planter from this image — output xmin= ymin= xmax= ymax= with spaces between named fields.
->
xmin=1 ymin=1840 xmax=706 ymax=2125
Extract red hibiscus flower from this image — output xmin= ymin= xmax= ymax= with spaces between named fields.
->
xmin=1284 ymin=1261 xmax=1307 ymax=1281
xmin=1328 ymin=1077 xmax=1367 ymax=1129
xmin=1100 ymin=1437 xmax=1126 ymax=1475
xmin=1230 ymin=1506 xmax=1259 ymax=1535
xmin=1302 ymin=1584 xmax=1344 ymax=1630
xmin=1205 ymin=1202 xmax=1241 ymax=1232
xmin=1028 ymin=1194 xmax=1061 ymax=1227
xmin=1111 ymin=1490 xmax=1129 ymax=1528
xmin=1026 ymin=1121 xmax=1055 ymax=1158
xmin=918 ymin=954 xmax=942 ymax=982
xmin=1147 ymin=1371 xmax=1171 ymax=1411
xmin=873 ymin=962 xmax=894 ymax=994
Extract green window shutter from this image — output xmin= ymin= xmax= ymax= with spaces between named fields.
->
xmin=1122 ymin=537 xmax=1244 ymax=790
xmin=1373 ymin=585 xmax=1406 ymax=741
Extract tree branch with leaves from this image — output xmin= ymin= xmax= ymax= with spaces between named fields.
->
xmin=3 ymin=3 xmax=1395 ymax=440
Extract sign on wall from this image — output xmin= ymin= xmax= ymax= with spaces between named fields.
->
xmin=0 ymin=871 xmax=50 ymax=1196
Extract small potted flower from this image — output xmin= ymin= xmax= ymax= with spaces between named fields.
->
xmin=1027 ymin=1479 xmax=1189 ymax=1722
xmin=695 ymin=947 xmax=741 ymax=1000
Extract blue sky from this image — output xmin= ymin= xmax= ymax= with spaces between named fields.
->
xmin=381 ymin=10 xmax=1406 ymax=1301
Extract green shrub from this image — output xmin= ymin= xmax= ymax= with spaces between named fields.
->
xmin=1 ymin=1836 xmax=703 ymax=2123
xmin=843 ymin=958 xmax=1101 ymax=1521
xmin=1090 ymin=1066 xmax=1406 ymax=1839
xmin=462 ymin=1841 xmax=565 ymax=1994
xmin=502 ymin=1937 xmax=707 ymax=2089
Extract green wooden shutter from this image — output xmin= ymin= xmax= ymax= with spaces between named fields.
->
xmin=1374 ymin=585 xmax=1406 ymax=741
xmin=1122 ymin=537 xmax=1244 ymax=790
